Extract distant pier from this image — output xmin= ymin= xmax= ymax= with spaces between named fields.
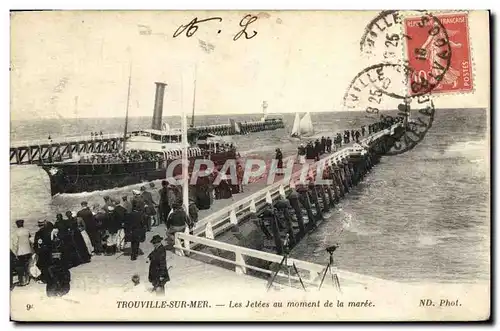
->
xmin=9 ymin=118 xmax=285 ymax=165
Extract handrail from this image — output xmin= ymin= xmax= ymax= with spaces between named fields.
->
xmin=194 ymin=148 xmax=349 ymax=230
xmin=10 ymin=133 xmax=124 ymax=148
xmin=174 ymin=231 xmax=398 ymax=286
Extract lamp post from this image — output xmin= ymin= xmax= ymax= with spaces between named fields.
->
xmin=162 ymin=149 xmax=168 ymax=183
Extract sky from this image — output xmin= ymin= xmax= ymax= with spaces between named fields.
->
xmin=10 ymin=10 xmax=490 ymax=120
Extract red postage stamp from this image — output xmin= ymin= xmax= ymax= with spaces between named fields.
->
xmin=405 ymin=12 xmax=473 ymax=95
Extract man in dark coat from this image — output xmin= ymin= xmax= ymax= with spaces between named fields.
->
xmin=275 ymin=148 xmax=283 ymax=170
xmin=148 ymin=235 xmax=170 ymax=296
xmin=77 ymin=201 xmax=102 ymax=254
xmin=314 ymin=139 xmax=321 ymax=161
xmin=33 ymin=220 xmax=53 ymax=284
xmin=166 ymin=203 xmax=191 ymax=245
xmin=141 ymin=185 xmax=157 ymax=230
xmin=188 ymin=197 xmax=199 ymax=229
xmin=53 ymin=214 xmax=68 ymax=234
xmin=131 ymin=190 xmax=146 ymax=213
xmin=326 ymin=137 xmax=332 ymax=153
xmin=46 ymin=235 xmax=71 ymax=297
xmin=158 ymin=181 xmax=171 ymax=225
xmin=320 ymin=136 xmax=326 ymax=154
xmin=125 ymin=203 xmax=146 ymax=261
xmin=306 ymin=142 xmax=314 ymax=159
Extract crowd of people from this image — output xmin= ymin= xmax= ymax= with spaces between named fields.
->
xmin=10 ymin=182 xmax=199 ymax=297
xmin=293 ymin=118 xmax=402 ymax=163
xmin=12 ymin=117 xmax=402 ymax=297
xmin=75 ymin=143 xmax=236 ymax=165
xmin=77 ymin=150 xmax=164 ymax=164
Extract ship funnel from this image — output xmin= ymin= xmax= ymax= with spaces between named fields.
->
xmin=152 ymin=82 xmax=167 ymax=130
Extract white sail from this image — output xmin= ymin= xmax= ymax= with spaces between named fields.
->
xmin=291 ymin=113 xmax=301 ymax=137
xmin=299 ymin=112 xmax=314 ymax=136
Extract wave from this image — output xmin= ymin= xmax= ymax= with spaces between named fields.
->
xmin=56 ymin=180 xmax=158 ymax=199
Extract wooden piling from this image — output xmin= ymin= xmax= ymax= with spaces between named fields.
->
xmin=287 ymin=189 xmax=305 ymax=235
xmin=324 ymin=184 xmax=335 ymax=208
xmin=297 ymin=186 xmax=316 ymax=229
xmin=317 ymin=185 xmax=330 ymax=213
xmin=308 ymin=184 xmax=323 ymax=222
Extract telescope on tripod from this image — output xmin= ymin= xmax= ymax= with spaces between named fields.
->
xmin=318 ymin=244 xmax=341 ymax=292
xmin=267 ymin=234 xmax=306 ymax=292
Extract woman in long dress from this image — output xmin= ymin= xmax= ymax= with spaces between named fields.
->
xmin=76 ymin=216 xmax=94 ymax=255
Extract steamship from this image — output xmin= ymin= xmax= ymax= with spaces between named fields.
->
xmin=40 ymin=81 xmax=238 ymax=196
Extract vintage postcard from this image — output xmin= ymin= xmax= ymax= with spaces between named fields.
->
xmin=9 ymin=10 xmax=490 ymax=321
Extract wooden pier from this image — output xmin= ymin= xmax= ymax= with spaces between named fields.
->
xmin=172 ymin=123 xmax=403 ymax=289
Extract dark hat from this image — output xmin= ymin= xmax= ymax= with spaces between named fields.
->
xmin=37 ymin=219 xmax=46 ymax=226
xmin=15 ymin=219 xmax=24 ymax=226
xmin=122 ymin=195 xmax=128 ymax=201
xmin=103 ymin=195 xmax=110 ymax=200
xmin=150 ymin=234 xmax=163 ymax=244
xmin=161 ymin=180 xmax=167 ymax=186
xmin=81 ymin=201 xmax=88 ymax=206
xmin=149 ymin=182 xmax=155 ymax=188
xmin=140 ymin=186 xmax=146 ymax=191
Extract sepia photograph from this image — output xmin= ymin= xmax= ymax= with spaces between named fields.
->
xmin=9 ymin=9 xmax=490 ymax=322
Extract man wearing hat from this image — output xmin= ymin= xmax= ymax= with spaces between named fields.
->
xmin=33 ymin=220 xmax=54 ymax=284
xmin=158 ymin=181 xmax=171 ymax=226
xmin=141 ymin=185 xmax=157 ymax=230
xmin=125 ymin=202 xmax=146 ymax=261
xmin=132 ymin=189 xmax=146 ymax=213
xmin=166 ymin=203 xmax=192 ymax=245
xmin=148 ymin=235 xmax=169 ymax=295
xmin=12 ymin=219 xmax=33 ymax=286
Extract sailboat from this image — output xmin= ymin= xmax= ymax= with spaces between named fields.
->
xmin=290 ymin=112 xmax=314 ymax=138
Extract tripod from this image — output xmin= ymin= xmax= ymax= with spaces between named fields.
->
xmin=267 ymin=248 xmax=306 ymax=292
xmin=318 ymin=250 xmax=341 ymax=292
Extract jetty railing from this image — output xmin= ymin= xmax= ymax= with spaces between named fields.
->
xmin=10 ymin=133 xmax=124 ymax=149
xmin=173 ymin=231 xmax=397 ymax=288
xmin=192 ymin=123 xmax=402 ymax=240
